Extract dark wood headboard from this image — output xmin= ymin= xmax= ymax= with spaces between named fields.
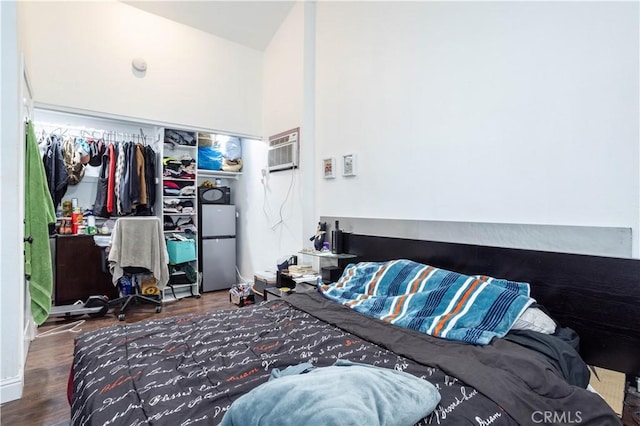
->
xmin=345 ymin=233 xmax=640 ymax=377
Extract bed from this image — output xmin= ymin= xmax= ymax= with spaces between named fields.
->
xmin=70 ymin=233 xmax=640 ymax=425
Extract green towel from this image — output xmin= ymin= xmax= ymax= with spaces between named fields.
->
xmin=24 ymin=121 xmax=56 ymax=325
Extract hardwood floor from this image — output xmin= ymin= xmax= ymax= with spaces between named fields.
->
xmin=0 ymin=290 xmax=236 ymax=426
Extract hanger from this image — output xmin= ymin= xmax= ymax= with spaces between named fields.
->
xmin=38 ymin=132 xmax=51 ymax=149
xmin=23 ymin=98 xmax=32 ymax=124
xmin=139 ymin=128 xmax=147 ymax=146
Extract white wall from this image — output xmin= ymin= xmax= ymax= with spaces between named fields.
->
xmin=237 ymin=2 xmax=307 ymax=277
xmin=315 ymin=2 xmax=640 ymax=255
xmin=0 ymin=0 xmax=26 ymax=403
xmin=22 ymin=0 xmax=262 ymax=137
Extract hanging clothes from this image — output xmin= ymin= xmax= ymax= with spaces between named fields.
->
xmin=93 ymin=145 xmax=110 ymax=217
xmin=62 ymin=136 xmax=87 ymax=185
xmin=106 ymin=142 xmax=116 ymax=214
xmin=114 ymin=141 xmax=126 ymax=215
xmin=145 ymin=145 xmax=157 ymax=211
xmin=42 ymin=134 xmax=68 ymax=207
xmin=119 ymin=142 xmax=133 ymax=215
xmin=88 ymin=138 xmax=105 ymax=167
xmin=135 ymin=144 xmax=147 ymax=207
xmin=91 ymin=139 xmax=159 ymax=218
xmin=135 ymin=145 xmax=157 ymax=216
xmin=128 ymin=142 xmax=141 ymax=209
xmin=24 ymin=121 xmax=56 ymax=325
xmin=33 ymin=122 xmax=161 ymax=220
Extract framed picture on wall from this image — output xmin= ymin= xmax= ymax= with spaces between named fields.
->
xmin=342 ymin=154 xmax=356 ymax=177
xmin=323 ymin=158 xmax=336 ymax=179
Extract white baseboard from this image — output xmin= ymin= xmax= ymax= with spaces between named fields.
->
xmin=0 ymin=375 xmax=23 ymax=404
xmin=23 ymin=315 xmax=35 ymax=364
xmin=0 ymin=317 xmax=31 ymax=403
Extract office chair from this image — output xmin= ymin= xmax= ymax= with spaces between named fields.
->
xmin=107 ymin=217 xmax=170 ymax=321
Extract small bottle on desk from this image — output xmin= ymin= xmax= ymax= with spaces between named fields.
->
xmin=331 ymin=220 xmax=343 ymax=254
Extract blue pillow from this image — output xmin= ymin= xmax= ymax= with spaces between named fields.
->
xmin=221 ymin=360 xmax=441 ymax=426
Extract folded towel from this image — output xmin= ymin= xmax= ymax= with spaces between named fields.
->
xmin=24 ymin=121 xmax=56 ymax=324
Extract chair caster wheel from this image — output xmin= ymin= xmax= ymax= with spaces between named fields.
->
xmin=118 ymin=313 xmax=125 ymax=321
xmin=155 ymin=306 xmax=162 ymax=313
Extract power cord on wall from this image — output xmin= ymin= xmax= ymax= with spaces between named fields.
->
xmin=271 ymin=167 xmax=296 ymax=230
xmin=261 ymin=167 xmax=297 ymax=231
xmin=262 ymin=171 xmax=273 ymax=224
xmin=236 ymin=266 xmax=250 ymax=284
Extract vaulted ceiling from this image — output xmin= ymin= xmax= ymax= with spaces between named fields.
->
xmin=123 ymin=1 xmax=295 ymax=51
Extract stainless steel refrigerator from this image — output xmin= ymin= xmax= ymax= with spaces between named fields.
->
xmin=198 ymin=204 xmax=236 ymax=292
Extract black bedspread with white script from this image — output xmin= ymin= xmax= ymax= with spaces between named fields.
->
xmin=71 ymin=293 xmax=619 ymax=426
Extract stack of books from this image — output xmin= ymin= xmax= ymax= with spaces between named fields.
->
xmin=288 ymin=265 xmax=315 ymax=275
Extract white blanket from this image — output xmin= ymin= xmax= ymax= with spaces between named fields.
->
xmin=108 ymin=217 xmax=169 ymax=289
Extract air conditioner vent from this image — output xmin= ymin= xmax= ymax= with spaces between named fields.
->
xmin=268 ymin=128 xmax=299 ymax=172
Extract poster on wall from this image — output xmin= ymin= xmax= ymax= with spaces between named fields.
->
xmin=342 ymin=154 xmax=356 ymax=177
xmin=323 ymin=158 xmax=336 ymax=179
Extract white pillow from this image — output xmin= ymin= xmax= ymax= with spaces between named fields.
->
xmin=511 ymin=307 xmax=557 ymax=334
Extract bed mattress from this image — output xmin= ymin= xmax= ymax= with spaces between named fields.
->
xmin=70 ymin=292 xmax=620 ymax=425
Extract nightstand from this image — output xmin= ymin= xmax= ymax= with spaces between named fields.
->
xmin=298 ymin=250 xmax=357 ymax=282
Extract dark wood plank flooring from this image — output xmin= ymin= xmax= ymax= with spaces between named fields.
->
xmin=0 ymin=290 xmax=236 ymax=426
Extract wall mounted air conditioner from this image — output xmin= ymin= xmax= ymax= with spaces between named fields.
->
xmin=268 ymin=127 xmax=299 ymax=172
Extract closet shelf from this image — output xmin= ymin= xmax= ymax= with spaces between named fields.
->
xmin=164 ymin=144 xmax=197 ymax=150
xmin=197 ymin=169 xmax=242 ymax=180
xmin=163 ymin=177 xmax=196 ymax=182
xmin=162 ymin=196 xmax=196 ymax=199
xmin=164 ymin=230 xmax=198 ymax=234
xmin=163 ymin=212 xmax=197 ymax=216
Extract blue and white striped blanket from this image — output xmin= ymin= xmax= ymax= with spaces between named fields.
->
xmin=319 ymin=259 xmax=534 ymax=345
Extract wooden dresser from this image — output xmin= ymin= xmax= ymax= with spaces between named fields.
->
xmin=54 ymin=235 xmax=118 ymax=305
